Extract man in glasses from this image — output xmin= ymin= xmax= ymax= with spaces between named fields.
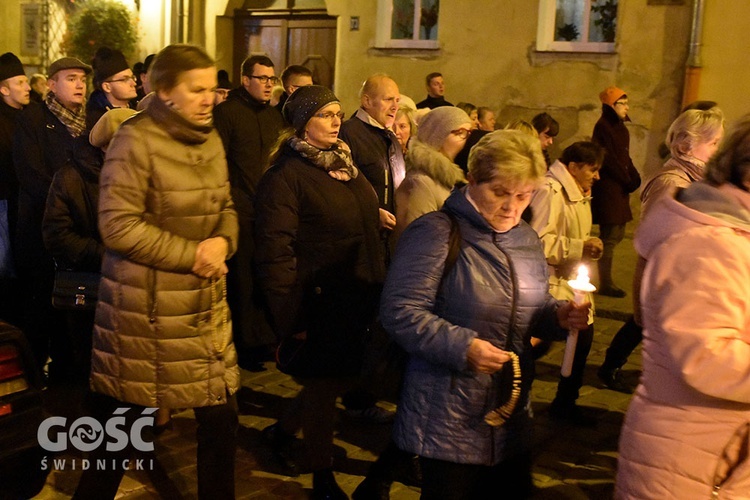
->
xmin=213 ymin=55 xmax=284 ymax=372
xmin=86 ymin=47 xmax=136 ymax=130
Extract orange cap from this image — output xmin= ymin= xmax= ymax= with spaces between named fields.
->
xmin=599 ymin=86 xmax=626 ymax=107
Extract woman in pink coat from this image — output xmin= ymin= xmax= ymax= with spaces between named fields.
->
xmin=615 ymin=116 xmax=750 ymax=499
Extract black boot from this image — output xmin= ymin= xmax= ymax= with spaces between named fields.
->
xmin=262 ymin=423 xmax=300 ymax=477
xmin=312 ymin=468 xmax=348 ymax=500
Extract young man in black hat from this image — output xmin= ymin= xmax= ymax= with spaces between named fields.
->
xmin=13 ymin=56 xmax=92 ymax=376
xmin=86 ymin=47 xmax=137 ymax=129
xmin=0 ymin=52 xmax=30 ymax=324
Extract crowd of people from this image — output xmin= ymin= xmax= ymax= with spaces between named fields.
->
xmin=0 ymin=42 xmax=748 ymax=500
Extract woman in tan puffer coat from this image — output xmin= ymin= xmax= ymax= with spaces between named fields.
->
xmin=75 ymin=44 xmax=240 ymax=500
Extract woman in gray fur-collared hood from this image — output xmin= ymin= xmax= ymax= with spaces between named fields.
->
xmin=393 ymin=106 xmax=472 ymax=243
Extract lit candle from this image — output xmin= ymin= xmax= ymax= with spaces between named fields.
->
xmin=561 ymin=265 xmax=596 ymax=377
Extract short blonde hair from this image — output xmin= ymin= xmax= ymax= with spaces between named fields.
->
xmin=504 ymin=119 xmax=537 ymax=138
xmin=666 ymin=107 xmax=725 ymax=158
xmin=468 ymin=130 xmax=546 ymax=185
xmin=395 ymin=105 xmax=417 ymax=137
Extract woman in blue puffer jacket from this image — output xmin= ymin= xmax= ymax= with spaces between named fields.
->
xmin=381 ymin=130 xmax=591 ymax=499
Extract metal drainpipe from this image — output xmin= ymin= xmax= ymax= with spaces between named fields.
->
xmin=682 ymin=0 xmax=705 ymax=108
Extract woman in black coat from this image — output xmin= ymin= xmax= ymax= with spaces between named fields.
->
xmin=254 ymin=85 xmax=385 ymax=499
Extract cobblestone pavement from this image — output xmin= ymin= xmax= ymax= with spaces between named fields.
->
xmin=33 ymin=234 xmax=640 ymax=500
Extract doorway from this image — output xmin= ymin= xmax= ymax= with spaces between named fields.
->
xmin=233 ymin=12 xmax=337 ymax=90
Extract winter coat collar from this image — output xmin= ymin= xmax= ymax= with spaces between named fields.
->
xmin=601 ymin=102 xmax=630 ymax=123
xmin=443 ymin=185 xmax=496 ymax=233
xmin=548 ymin=160 xmax=586 ymax=202
xmin=146 ymin=93 xmax=213 ymax=145
xmin=70 ymin=135 xmax=105 ymax=182
xmin=0 ymin=98 xmax=21 ymax=119
xmin=405 ymin=139 xmax=466 ymax=191
xmin=635 ymin=181 xmax=750 ymax=260
xmin=354 ymin=107 xmax=387 ymax=130
xmin=227 ymin=85 xmax=269 ymax=110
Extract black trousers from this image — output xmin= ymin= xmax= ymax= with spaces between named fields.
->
xmin=602 ymin=315 xmax=643 ymax=371
xmin=73 ymin=391 xmax=238 ymax=500
xmin=419 ymin=452 xmax=534 ymax=500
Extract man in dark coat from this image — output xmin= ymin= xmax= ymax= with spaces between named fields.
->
xmin=13 ymin=56 xmax=91 ymax=374
xmin=339 ymin=73 xmax=405 ymax=256
xmin=591 ymin=86 xmax=641 ymax=297
xmin=415 ymin=72 xmax=453 ymax=109
xmin=213 ymin=55 xmax=285 ymax=369
xmin=0 ymin=52 xmax=31 ymax=324
xmin=338 ymin=74 xmax=406 ymax=425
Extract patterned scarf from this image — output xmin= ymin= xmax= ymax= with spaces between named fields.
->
xmin=288 ymin=136 xmax=358 ymax=181
xmin=45 ymin=91 xmax=87 ymax=137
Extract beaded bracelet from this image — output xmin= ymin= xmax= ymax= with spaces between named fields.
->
xmin=484 ymin=351 xmax=522 ymax=427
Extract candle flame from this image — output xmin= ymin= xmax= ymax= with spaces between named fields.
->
xmin=576 ymin=265 xmax=590 ymax=284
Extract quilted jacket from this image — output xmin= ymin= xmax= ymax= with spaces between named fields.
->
xmin=382 ymin=187 xmax=566 ymax=465
xmin=91 ymin=96 xmax=240 ymax=409
xmin=616 ymin=182 xmax=750 ymax=499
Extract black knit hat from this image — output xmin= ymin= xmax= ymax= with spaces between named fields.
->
xmin=282 ymin=85 xmax=339 ymax=134
xmin=217 ymin=69 xmax=232 ymax=90
xmin=0 ymin=52 xmax=25 ymax=82
xmin=92 ymin=47 xmax=130 ymax=86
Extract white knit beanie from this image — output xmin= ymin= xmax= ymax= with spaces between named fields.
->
xmin=416 ymin=107 xmax=472 ymax=150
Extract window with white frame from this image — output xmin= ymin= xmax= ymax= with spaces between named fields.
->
xmin=374 ymin=0 xmax=440 ymax=49
xmin=537 ymin=0 xmax=618 ymax=53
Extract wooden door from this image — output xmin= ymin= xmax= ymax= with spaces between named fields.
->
xmin=233 ymin=14 xmax=337 ymax=90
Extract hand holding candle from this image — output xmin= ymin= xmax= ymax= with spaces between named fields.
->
xmin=561 ymin=265 xmax=596 ymax=377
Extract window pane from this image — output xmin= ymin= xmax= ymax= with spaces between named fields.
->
xmin=589 ymin=0 xmax=617 ymax=42
xmin=419 ymin=0 xmax=439 ymax=41
xmin=392 ymin=0 xmax=415 ymax=40
xmin=554 ymin=0 xmax=584 ymax=41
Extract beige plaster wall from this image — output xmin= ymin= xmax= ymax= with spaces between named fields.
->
xmin=0 ymin=2 xmax=33 ymax=70
xmin=699 ymin=0 xmax=750 ymax=127
xmin=326 ymin=0 xmax=695 ymax=184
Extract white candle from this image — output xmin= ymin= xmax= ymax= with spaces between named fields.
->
xmin=561 ymin=265 xmax=596 ymax=377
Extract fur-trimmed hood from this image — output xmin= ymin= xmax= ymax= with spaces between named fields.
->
xmin=405 ymin=138 xmax=466 ymax=190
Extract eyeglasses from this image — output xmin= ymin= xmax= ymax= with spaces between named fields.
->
xmin=314 ymin=111 xmax=346 ymax=121
xmin=249 ymin=75 xmax=280 ymax=86
xmin=614 ymin=100 xmax=629 ymax=106
xmin=106 ymin=75 xmax=137 ymax=84
xmin=451 ymin=128 xmax=471 ymax=140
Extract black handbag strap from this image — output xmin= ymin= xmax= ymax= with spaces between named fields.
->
xmin=442 ymin=211 xmax=461 ymax=279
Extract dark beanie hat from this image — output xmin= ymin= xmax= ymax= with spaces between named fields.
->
xmin=0 ymin=52 xmax=25 ymax=82
xmin=282 ymin=85 xmax=339 ymax=134
xmin=92 ymin=47 xmax=130 ymax=85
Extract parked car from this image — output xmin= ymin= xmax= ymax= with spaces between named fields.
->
xmin=0 ymin=320 xmax=49 ymax=499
